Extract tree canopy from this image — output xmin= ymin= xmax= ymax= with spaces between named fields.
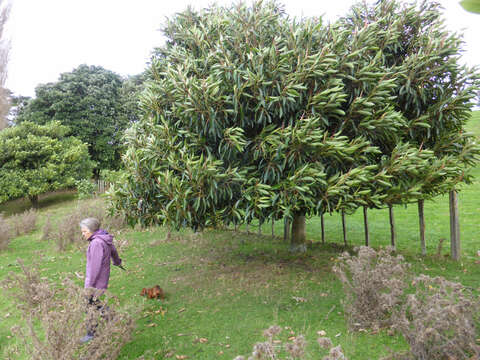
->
xmin=110 ymin=0 xmax=480 ymax=246
xmin=16 ymin=65 xmax=139 ymax=172
xmin=0 ymin=121 xmax=94 ymax=206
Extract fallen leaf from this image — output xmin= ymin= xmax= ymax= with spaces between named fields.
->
xmin=335 ymin=333 xmax=341 ymax=337
xmin=288 ymin=336 xmax=296 ymax=341
xmin=317 ymin=330 xmax=326 ymax=336
xmin=199 ymin=338 xmax=208 ymax=343
xmin=176 ymin=355 xmax=188 ymax=360
xmin=292 ymin=296 xmax=307 ymax=303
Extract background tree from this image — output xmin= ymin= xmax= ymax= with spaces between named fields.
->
xmin=0 ymin=0 xmax=10 ymax=130
xmin=460 ymin=0 xmax=480 ymax=13
xmin=7 ymin=91 xmax=30 ymax=126
xmin=119 ymin=73 xmax=145 ymax=125
xmin=0 ymin=121 xmax=94 ymax=207
xmin=16 ymin=65 xmax=132 ymax=172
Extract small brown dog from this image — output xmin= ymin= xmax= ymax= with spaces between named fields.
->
xmin=140 ymin=285 xmax=165 ymax=300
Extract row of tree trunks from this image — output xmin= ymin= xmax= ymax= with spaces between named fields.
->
xmin=238 ymin=190 xmax=461 ymax=260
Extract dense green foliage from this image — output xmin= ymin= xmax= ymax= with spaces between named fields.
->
xmin=461 ymin=0 xmax=480 ymax=13
xmin=16 ymin=65 xmax=142 ymax=171
xmin=0 ymin=121 xmax=93 ymax=205
xmin=111 ymin=0 xmax=479 ymax=239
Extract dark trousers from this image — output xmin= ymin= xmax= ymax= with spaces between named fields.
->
xmin=86 ymin=296 xmax=111 ymax=336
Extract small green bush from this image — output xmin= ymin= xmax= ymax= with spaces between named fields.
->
xmin=75 ymin=179 xmax=96 ymax=200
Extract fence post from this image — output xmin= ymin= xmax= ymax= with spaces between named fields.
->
xmin=283 ymin=217 xmax=290 ymax=242
xmin=388 ymin=204 xmax=396 ymax=250
xmin=449 ymin=190 xmax=460 ymax=261
xmin=341 ymin=210 xmax=347 ymax=246
xmin=363 ymin=206 xmax=369 ymax=246
xmin=320 ymin=213 xmax=325 ymax=244
xmin=418 ymin=199 xmax=426 ymax=256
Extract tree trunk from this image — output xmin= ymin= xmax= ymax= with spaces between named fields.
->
xmin=29 ymin=195 xmax=39 ymax=209
xmin=283 ymin=217 xmax=290 ymax=242
xmin=363 ymin=206 xmax=369 ymax=247
xmin=258 ymin=222 xmax=261 ymax=235
xmin=418 ymin=199 xmax=426 ymax=256
xmin=320 ymin=213 xmax=325 ymax=244
xmin=388 ymin=204 xmax=396 ymax=250
xmin=290 ymin=213 xmax=306 ymax=252
xmin=271 ymin=219 xmax=275 ymax=237
xmin=341 ymin=211 xmax=347 ymax=246
xmin=246 ymin=222 xmax=250 ymax=234
xmin=449 ymin=190 xmax=460 ymax=261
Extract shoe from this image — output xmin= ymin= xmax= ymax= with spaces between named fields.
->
xmin=80 ymin=334 xmax=94 ymax=344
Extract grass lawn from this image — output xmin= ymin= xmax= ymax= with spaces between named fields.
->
xmin=1 ymin=111 xmax=480 ymax=359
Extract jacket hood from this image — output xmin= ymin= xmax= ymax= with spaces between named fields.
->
xmin=90 ymin=229 xmax=113 ymax=246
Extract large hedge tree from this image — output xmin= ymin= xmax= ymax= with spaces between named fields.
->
xmin=16 ymin=65 xmax=135 ymax=172
xmin=0 ymin=121 xmax=94 ymax=207
xmin=111 ymin=0 xmax=479 ymax=250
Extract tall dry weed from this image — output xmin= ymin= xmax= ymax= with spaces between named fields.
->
xmin=388 ymin=274 xmax=480 ymax=360
xmin=9 ymin=208 xmax=38 ymax=237
xmin=43 ymin=199 xmax=127 ymax=251
xmin=1 ymin=259 xmax=136 ymax=360
xmin=41 ymin=214 xmax=53 ymax=241
xmin=333 ymin=246 xmax=410 ymax=330
xmin=1 ymin=258 xmax=55 ymax=311
xmin=0 ymin=213 xmax=12 ymax=250
xmin=234 ymin=325 xmax=347 ymax=360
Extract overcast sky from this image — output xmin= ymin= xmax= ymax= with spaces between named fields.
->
xmin=4 ymin=0 xmax=480 ymax=97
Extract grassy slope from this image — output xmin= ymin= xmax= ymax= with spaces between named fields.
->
xmin=1 ymin=111 xmax=479 ymax=359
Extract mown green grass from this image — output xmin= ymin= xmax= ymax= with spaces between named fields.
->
xmin=1 ymin=111 xmax=480 ymax=359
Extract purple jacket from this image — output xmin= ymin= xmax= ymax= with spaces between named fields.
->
xmin=85 ymin=229 xmax=122 ymax=290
